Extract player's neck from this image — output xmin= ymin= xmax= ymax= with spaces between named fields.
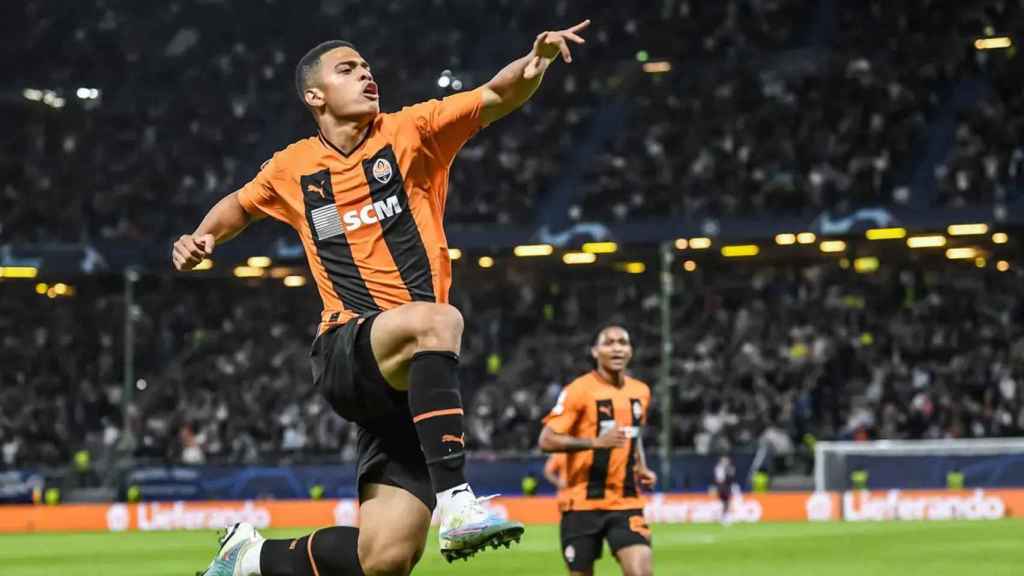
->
xmin=595 ymin=366 xmax=625 ymax=388
xmin=318 ymin=115 xmax=373 ymax=155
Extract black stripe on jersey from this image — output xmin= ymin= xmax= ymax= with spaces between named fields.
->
xmin=586 ymin=399 xmax=615 ymax=500
xmin=301 ymin=169 xmax=380 ymax=314
xmin=622 ymin=398 xmax=643 ymax=498
xmin=362 ymin=146 xmax=435 ymax=302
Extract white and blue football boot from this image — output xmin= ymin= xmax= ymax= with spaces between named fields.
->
xmin=195 ymin=522 xmax=264 ymax=576
xmin=438 ymin=493 xmax=525 ymax=562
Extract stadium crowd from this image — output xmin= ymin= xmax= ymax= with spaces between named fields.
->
xmin=5 ymin=0 xmax=614 ymax=242
xmin=578 ymin=52 xmax=929 ymax=222
xmin=939 ymin=46 xmax=1024 ymax=208
xmin=9 ymin=0 xmax=1019 ymax=246
xmin=2 ymin=1 xmax=1023 ymax=475
xmin=2 ymin=256 xmax=1023 ymax=471
xmin=578 ymin=1 xmax=1023 ymax=223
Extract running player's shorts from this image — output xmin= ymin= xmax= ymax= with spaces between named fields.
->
xmin=311 ymin=314 xmax=435 ymax=511
xmin=559 ymin=509 xmax=651 ymax=571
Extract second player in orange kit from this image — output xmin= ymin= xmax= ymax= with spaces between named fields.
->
xmin=539 ymin=325 xmax=657 ymax=576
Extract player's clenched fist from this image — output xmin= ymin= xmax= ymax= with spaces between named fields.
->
xmin=172 ymin=233 xmax=215 ymax=271
xmin=592 ymin=427 xmax=628 ymax=449
xmin=635 ymin=466 xmax=657 ymax=489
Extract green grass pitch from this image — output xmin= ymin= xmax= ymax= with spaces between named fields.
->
xmin=1 ymin=520 xmax=1022 ymax=575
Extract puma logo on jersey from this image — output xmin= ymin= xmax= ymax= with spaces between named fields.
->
xmin=310 ymin=195 xmax=402 ymax=240
xmin=306 ymin=182 xmax=326 ymax=198
xmin=442 ymin=433 xmax=465 ymax=447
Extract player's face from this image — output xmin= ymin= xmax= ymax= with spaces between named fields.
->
xmin=592 ymin=327 xmax=633 ymax=373
xmin=314 ymin=47 xmax=380 ymax=120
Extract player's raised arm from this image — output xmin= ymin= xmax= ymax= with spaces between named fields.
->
xmin=479 ymin=19 xmax=590 ymax=126
xmin=171 ymin=191 xmax=259 ymax=271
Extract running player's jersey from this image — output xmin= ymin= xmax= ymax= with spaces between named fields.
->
xmin=237 ymin=88 xmax=484 ymax=331
xmin=543 ymin=371 xmax=651 ymax=512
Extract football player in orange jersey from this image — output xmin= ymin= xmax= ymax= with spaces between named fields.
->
xmin=539 ymin=326 xmax=656 ymax=576
xmin=177 ymin=19 xmax=592 ymax=576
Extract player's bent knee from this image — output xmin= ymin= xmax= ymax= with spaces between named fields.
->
xmin=413 ymin=303 xmax=463 ymax=351
xmin=423 ymin=303 xmax=463 ymax=337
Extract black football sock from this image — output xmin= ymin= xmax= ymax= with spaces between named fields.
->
xmin=408 ymin=350 xmax=468 ymax=493
xmin=260 ymin=527 xmax=364 ymax=576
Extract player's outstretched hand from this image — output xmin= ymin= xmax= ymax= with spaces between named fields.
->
xmin=172 ymin=233 xmax=215 ymax=271
xmin=525 ymin=19 xmax=591 ymax=79
xmin=593 ymin=426 xmax=628 ymax=449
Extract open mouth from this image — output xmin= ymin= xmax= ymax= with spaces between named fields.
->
xmin=363 ymin=83 xmax=379 ymax=99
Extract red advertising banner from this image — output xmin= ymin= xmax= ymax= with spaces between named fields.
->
xmin=0 ymin=489 xmax=1020 ymax=533
xmin=840 ymin=489 xmax=1024 ymax=521
xmin=0 ymin=499 xmax=355 ymax=534
xmin=642 ymin=492 xmax=839 ymax=523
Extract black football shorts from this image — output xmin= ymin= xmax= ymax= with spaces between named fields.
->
xmin=559 ymin=509 xmax=651 ymax=571
xmin=311 ymin=313 xmax=435 ymax=510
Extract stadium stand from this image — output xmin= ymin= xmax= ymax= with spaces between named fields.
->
xmin=1 ymin=1 xmax=1022 ymax=476
xmin=3 ymin=256 xmax=1023 ymax=471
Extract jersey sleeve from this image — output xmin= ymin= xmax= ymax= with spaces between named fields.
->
xmin=543 ymin=384 xmax=585 ymax=435
xmin=402 ymin=87 xmax=484 ymax=167
xmin=236 ymin=153 xmax=292 ymax=224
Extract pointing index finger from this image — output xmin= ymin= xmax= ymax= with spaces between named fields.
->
xmin=567 ymin=19 xmax=591 ymax=34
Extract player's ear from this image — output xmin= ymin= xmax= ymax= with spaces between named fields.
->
xmin=304 ymin=86 xmax=325 ymax=108
xmin=590 ymin=346 xmax=599 ymax=361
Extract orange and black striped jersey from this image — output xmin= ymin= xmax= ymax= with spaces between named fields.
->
xmin=543 ymin=371 xmax=651 ymax=512
xmin=237 ymin=88 xmax=483 ymax=331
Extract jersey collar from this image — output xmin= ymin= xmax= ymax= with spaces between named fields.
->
xmin=318 ymin=122 xmax=373 ymax=158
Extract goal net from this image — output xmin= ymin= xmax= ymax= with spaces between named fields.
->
xmin=814 ymin=438 xmax=1024 ymax=491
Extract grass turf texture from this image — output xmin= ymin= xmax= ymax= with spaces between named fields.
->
xmin=1 ymin=520 xmax=1022 ymax=575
